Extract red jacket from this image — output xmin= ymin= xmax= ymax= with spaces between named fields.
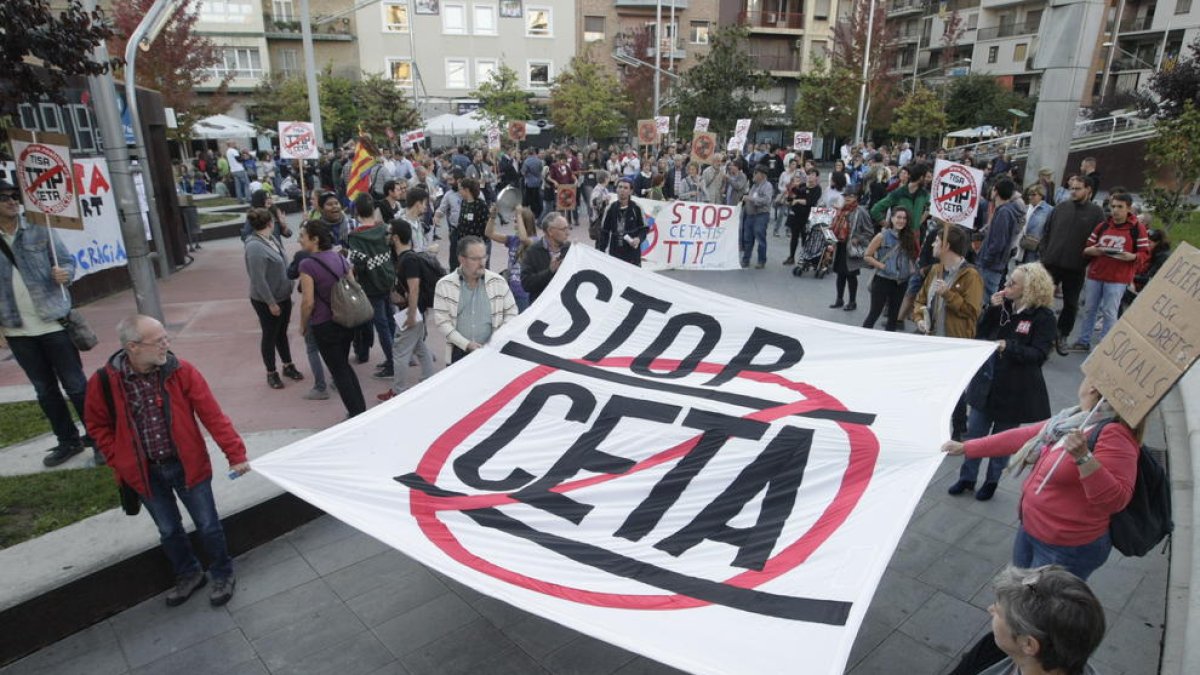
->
xmin=84 ymin=352 xmax=247 ymax=498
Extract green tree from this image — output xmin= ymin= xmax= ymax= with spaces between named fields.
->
xmin=470 ymin=64 xmax=531 ymax=128
xmin=549 ymin=56 xmax=629 ymax=142
xmin=792 ymin=58 xmax=855 ymax=139
xmin=355 ymin=72 xmax=421 ymax=140
xmin=318 ymin=67 xmax=359 ymax=143
xmin=673 ymin=26 xmax=771 ymax=137
xmin=943 ymin=74 xmax=1031 ymax=130
xmin=0 ymin=0 xmax=117 ymax=103
xmin=1142 ymin=36 xmax=1200 ymax=119
xmin=1143 ymin=101 xmax=1200 ymax=230
xmin=249 ymin=75 xmax=311 ymax=132
xmin=890 ymin=85 xmax=948 ymax=150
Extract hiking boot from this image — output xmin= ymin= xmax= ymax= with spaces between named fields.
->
xmin=209 ymin=576 xmax=236 ymax=607
xmin=372 ymin=365 xmax=395 ymax=380
xmin=1054 ymin=336 xmax=1069 ymax=357
xmin=303 ymin=387 xmax=330 ymax=400
xmin=975 ymin=482 xmax=999 ymax=501
xmin=947 ymin=480 xmax=974 ymax=496
xmin=282 ymin=364 xmax=304 ymax=381
xmin=267 ymin=372 xmax=284 ymax=389
xmin=843 ymin=302 xmax=857 ymax=311
xmin=165 ymin=571 xmax=207 ymax=607
xmin=43 ymin=443 xmax=84 ymax=467
xmin=829 ymin=300 xmax=844 ymax=309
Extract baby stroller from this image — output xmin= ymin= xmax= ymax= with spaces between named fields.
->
xmin=792 ymin=211 xmax=837 ymax=278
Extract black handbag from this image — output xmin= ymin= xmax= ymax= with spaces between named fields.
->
xmin=965 ymin=353 xmax=996 ymax=410
xmin=59 ymin=309 xmax=98 ymax=351
xmin=97 ymin=368 xmax=141 ymax=516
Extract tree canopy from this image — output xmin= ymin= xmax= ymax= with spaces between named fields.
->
xmin=673 ymin=26 xmax=771 ymax=137
xmin=830 ymin=0 xmax=899 ymax=137
xmin=890 ymin=85 xmax=948 ymax=148
xmin=251 ymin=68 xmax=418 ymax=145
xmin=943 ymin=74 xmax=1032 ymax=130
xmin=792 ymin=58 xmax=856 ymax=139
xmin=1143 ymin=101 xmax=1200 ymax=230
xmin=469 ymin=64 xmax=531 ymax=128
xmin=550 ymin=55 xmax=629 ymax=142
xmin=0 ymin=0 xmax=118 ymax=102
xmin=1142 ymin=36 xmax=1200 ymax=119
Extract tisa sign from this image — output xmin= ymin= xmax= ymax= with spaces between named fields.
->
xmin=254 ymin=246 xmax=994 ymax=674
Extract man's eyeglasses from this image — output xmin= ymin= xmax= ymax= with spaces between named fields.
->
xmin=462 ymin=255 xmax=487 ymax=262
xmin=134 ymin=335 xmax=171 ymax=347
xmin=0 ymin=194 xmax=17 ymax=203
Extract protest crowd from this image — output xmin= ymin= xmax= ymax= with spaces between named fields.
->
xmin=1 ymin=121 xmax=1176 ymax=674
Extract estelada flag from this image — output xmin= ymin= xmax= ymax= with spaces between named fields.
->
xmin=346 ymin=135 xmax=379 ymax=202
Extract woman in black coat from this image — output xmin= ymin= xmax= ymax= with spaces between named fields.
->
xmin=597 ymin=177 xmax=648 ymax=267
xmin=950 ymin=262 xmax=1056 ymax=500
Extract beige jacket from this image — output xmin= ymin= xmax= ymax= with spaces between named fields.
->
xmin=432 ymin=268 xmax=517 ymax=358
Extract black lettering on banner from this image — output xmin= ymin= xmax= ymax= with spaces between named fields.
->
xmin=528 ymin=270 xmax=612 ymax=346
xmin=631 ymin=312 xmax=722 ymax=379
xmin=656 ymin=425 xmax=815 ymax=571
xmin=707 ymin=327 xmax=805 ymax=386
xmin=513 ymin=396 xmax=682 ymax=523
xmin=453 ymin=382 xmax=596 ymax=491
xmin=616 ymin=409 xmax=768 ymax=542
xmin=583 ymin=287 xmax=672 ymax=361
xmin=501 ymin=342 xmax=875 ymax=426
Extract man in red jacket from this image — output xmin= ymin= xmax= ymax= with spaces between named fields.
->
xmin=85 ymin=315 xmax=250 ymax=607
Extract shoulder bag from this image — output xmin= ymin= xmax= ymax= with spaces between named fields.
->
xmin=309 ymin=255 xmax=374 ymax=328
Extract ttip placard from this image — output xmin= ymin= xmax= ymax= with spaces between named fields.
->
xmin=254 ymin=246 xmax=994 ymax=675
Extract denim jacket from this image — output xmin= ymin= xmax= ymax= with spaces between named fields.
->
xmin=0 ymin=215 xmax=76 ymax=328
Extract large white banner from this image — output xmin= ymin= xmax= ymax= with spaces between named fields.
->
xmin=2 ymin=159 xmax=128 ymax=279
xmin=632 ymin=197 xmax=741 ymax=271
xmin=254 ymin=246 xmax=993 ymax=675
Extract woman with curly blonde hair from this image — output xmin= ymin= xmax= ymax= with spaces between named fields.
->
xmin=949 ymin=262 xmax=1057 ymax=500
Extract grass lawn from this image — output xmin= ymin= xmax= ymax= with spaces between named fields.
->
xmin=0 ymin=467 xmax=116 ymax=548
xmin=0 ymin=401 xmax=55 ymax=448
xmin=1171 ymin=212 xmax=1200 ymax=249
xmin=199 ymin=212 xmax=242 ymax=226
xmin=193 ymin=196 xmax=243 ymax=208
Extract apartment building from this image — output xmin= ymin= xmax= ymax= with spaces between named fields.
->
xmin=885 ymin=0 xmax=1199 ymax=104
xmin=356 ymin=0 xmax=577 ymax=117
xmin=192 ymin=0 xmax=274 ymax=111
xmin=262 ymin=0 xmax=360 ymax=82
xmin=718 ymin=0 xmax=843 ymax=114
xmin=577 ymin=0 xmax=720 ymax=80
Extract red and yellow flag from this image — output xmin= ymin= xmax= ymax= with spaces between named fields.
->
xmin=346 ymin=136 xmax=378 ymax=202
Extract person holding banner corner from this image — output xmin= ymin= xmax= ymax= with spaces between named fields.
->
xmin=596 ymin=178 xmax=647 ymax=267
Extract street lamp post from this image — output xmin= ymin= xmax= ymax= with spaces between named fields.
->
xmin=853 ymin=0 xmax=878 ymax=145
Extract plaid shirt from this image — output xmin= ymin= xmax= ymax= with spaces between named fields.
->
xmin=121 ymin=360 xmax=176 ymax=462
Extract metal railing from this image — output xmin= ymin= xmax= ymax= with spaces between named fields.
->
xmin=887 ymin=0 xmax=926 ymax=15
xmin=1119 ymin=14 xmax=1156 ymax=32
xmin=947 ymin=112 xmax=1156 ymax=161
xmin=749 ymin=52 xmax=802 ymax=71
xmin=738 ymin=10 xmax=805 ymax=30
xmin=976 ymin=22 xmax=1039 ymax=40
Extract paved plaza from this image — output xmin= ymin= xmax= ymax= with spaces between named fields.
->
xmin=0 ymin=222 xmax=1169 ymax=675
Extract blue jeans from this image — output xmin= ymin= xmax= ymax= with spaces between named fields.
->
xmin=303 ymin=325 xmax=327 ymax=391
xmin=232 ymin=171 xmax=250 ymax=202
xmin=958 ymin=408 xmax=1019 ymax=485
xmin=772 ymin=204 xmax=788 ymax=235
xmin=980 ymin=268 xmax=1005 ymax=300
xmin=1012 ymin=525 xmax=1111 ymax=580
xmin=6 ymin=330 xmax=88 ymax=446
xmin=141 ymin=460 xmax=233 ymax=581
xmin=741 ymin=212 xmax=769 ymax=265
xmin=1077 ymin=278 xmax=1125 ymax=347
xmin=369 ymin=294 xmax=395 ymax=368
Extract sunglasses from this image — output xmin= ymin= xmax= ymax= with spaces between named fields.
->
xmin=0 ymin=194 xmax=18 ymax=203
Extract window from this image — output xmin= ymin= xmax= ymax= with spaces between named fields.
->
xmin=966 ymin=13 xmax=978 ymax=30
xmin=383 ymin=1 xmax=409 ymax=32
xmin=527 ymin=60 xmax=551 ymax=88
xmin=584 ymin=16 xmax=606 ymax=42
xmin=526 ymin=6 xmax=551 ymax=37
xmin=1177 ymin=0 xmax=1192 ymax=15
xmin=474 ymin=4 xmax=497 ymax=34
xmin=476 ymin=59 xmax=498 ymax=86
xmin=210 ymin=47 xmax=263 ymax=79
xmin=811 ymin=40 xmax=828 ymax=62
xmin=814 ymin=0 xmax=831 ymax=19
xmin=388 ymin=58 xmax=414 ymax=87
xmin=1014 ymin=43 xmax=1027 ymax=61
xmin=272 ymin=0 xmax=294 ymax=21
xmin=689 ymin=20 xmax=710 ymax=44
xmin=987 ymin=45 xmax=999 ymax=63
xmin=443 ymin=3 xmax=467 ymax=34
xmin=278 ymin=48 xmax=299 ymax=76
xmin=446 ymin=58 xmax=469 ymax=89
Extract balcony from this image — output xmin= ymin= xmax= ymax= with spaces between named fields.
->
xmin=615 ymin=0 xmax=688 ymax=9
xmin=896 ymin=29 xmax=922 ymax=44
xmin=749 ymin=52 xmax=802 ymax=75
xmin=980 ymin=0 xmax=1041 ymax=9
xmin=738 ymin=11 xmax=805 ymax=32
xmin=614 ymin=28 xmax=687 ymax=63
xmin=1118 ymin=14 xmax=1156 ymax=32
xmin=975 ymin=22 xmax=1038 ymax=40
xmin=887 ymin=0 xmax=925 ymax=17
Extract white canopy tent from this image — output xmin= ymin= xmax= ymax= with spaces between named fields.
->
xmin=422 ymin=112 xmax=540 ymax=139
xmin=191 ymin=114 xmax=266 ymax=140
xmin=945 ymin=125 xmax=1002 ymax=139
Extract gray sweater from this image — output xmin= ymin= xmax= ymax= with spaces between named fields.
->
xmin=244 ymin=235 xmax=292 ymax=304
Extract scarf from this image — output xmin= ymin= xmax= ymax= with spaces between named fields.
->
xmin=831 ymin=205 xmax=854 ymax=242
xmin=1008 ymin=401 xmax=1118 ymax=477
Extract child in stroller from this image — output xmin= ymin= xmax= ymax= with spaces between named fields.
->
xmin=793 ymin=207 xmax=837 ymax=278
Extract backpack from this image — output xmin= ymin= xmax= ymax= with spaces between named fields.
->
xmin=309 ymin=255 xmax=375 ymax=328
xmin=399 ymin=249 xmax=447 ymax=312
xmin=1088 ymin=421 xmax=1173 ymax=557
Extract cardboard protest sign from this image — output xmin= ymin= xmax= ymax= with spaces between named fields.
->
xmin=655 ymin=116 xmax=670 ymax=136
xmin=486 ymin=125 xmax=501 ymax=150
xmin=793 ymin=132 xmax=814 ymax=152
xmin=401 ymin=129 xmax=426 ymax=149
xmin=9 ymin=129 xmax=82 ymax=230
xmin=690 ymin=132 xmax=718 ymax=165
xmin=556 ymin=185 xmax=577 ymax=212
xmin=1083 ymin=242 xmax=1200 ymax=426
xmin=633 ymin=196 xmax=741 ymax=270
xmin=278 ymin=121 xmax=319 ymax=160
xmin=727 ymin=118 xmax=752 ymax=153
xmin=694 ymin=117 xmax=710 ymax=132
xmin=255 ymin=246 xmax=994 ymax=675
xmin=507 ymin=121 xmax=526 ymax=142
xmin=637 ymin=119 xmax=660 ymax=146
xmin=930 ymin=159 xmax=984 ymax=227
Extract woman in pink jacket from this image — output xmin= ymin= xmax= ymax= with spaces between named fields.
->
xmin=941 ymin=376 xmax=1138 ymax=581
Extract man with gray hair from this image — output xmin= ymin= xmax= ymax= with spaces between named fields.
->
xmin=85 ymin=315 xmax=249 ymax=608
xmin=432 ymin=236 xmax=517 ymax=363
